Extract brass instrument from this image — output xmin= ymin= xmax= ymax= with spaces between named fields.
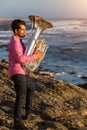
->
xmin=24 ymin=15 xmax=53 ymax=72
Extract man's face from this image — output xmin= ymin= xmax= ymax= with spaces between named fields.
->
xmin=15 ymin=24 xmax=26 ymax=38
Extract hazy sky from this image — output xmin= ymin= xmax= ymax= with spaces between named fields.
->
xmin=0 ymin=0 xmax=87 ymax=19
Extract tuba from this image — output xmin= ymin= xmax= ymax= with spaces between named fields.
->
xmin=24 ymin=15 xmax=53 ymax=72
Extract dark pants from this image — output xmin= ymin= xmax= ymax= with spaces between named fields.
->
xmin=11 ymin=74 xmax=35 ymax=122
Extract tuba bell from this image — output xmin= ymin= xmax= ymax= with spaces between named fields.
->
xmin=24 ymin=15 xmax=53 ymax=72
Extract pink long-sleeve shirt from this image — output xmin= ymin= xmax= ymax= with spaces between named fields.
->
xmin=8 ymin=36 xmax=36 ymax=77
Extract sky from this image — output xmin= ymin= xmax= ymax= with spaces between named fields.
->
xmin=0 ymin=0 xmax=87 ymax=19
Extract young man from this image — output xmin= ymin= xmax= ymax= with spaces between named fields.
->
xmin=8 ymin=19 xmax=44 ymax=129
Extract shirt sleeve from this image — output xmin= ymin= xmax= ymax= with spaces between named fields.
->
xmin=11 ymin=38 xmax=36 ymax=63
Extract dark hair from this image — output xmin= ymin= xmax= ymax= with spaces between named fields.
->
xmin=11 ymin=19 xmax=26 ymax=32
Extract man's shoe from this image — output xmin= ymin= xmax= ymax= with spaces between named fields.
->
xmin=14 ymin=121 xmax=28 ymax=130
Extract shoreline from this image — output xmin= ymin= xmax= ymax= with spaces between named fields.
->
xmin=1 ymin=58 xmax=87 ymax=88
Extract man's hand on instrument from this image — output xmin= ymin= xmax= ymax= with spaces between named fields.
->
xmin=35 ymin=51 xmax=44 ymax=60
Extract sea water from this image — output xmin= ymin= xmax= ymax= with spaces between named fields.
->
xmin=0 ymin=19 xmax=87 ymax=85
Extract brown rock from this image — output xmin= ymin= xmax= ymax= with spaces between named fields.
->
xmin=0 ymin=60 xmax=87 ymax=130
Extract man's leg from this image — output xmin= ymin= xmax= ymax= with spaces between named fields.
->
xmin=25 ymin=75 xmax=35 ymax=116
xmin=12 ymin=74 xmax=28 ymax=129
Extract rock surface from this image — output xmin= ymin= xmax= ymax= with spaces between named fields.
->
xmin=0 ymin=60 xmax=87 ymax=130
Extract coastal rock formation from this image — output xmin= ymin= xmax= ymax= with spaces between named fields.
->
xmin=0 ymin=60 xmax=87 ymax=130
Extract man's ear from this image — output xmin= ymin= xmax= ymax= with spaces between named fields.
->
xmin=14 ymin=29 xmax=18 ymax=35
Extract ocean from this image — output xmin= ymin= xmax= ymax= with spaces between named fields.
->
xmin=0 ymin=19 xmax=87 ymax=85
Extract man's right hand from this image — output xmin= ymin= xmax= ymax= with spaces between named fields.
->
xmin=35 ymin=51 xmax=44 ymax=60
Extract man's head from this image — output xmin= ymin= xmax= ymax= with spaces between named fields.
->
xmin=11 ymin=19 xmax=26 ymax=38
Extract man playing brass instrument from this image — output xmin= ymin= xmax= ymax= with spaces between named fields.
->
xmin=8 ymin=19 xmax=44 ymax=129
